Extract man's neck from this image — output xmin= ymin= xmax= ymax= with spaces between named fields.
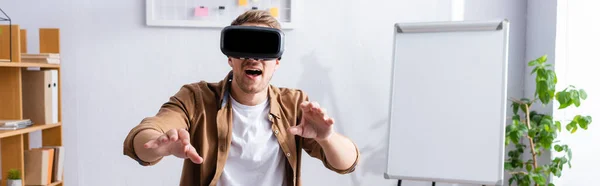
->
xmin=230 ymin=84 xmax=269 ymax=106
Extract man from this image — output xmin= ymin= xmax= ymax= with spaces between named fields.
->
xmin=123 ymin=10 xmax=360 ymax=186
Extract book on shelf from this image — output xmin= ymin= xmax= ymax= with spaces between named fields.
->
xmin=0 ymin=119 xmax=33 ymax=130
xmin=0 ymin=119 xmax=32 ymax=126
xmin=45 ymin=146 xmax=65 ymax=182
xmin=24 ymin=146 xmax=64 ymax=185
xmin=24 ymin=148 xmax=54 ymax=185
xmin=21 ymin=53 xmax=60 ymax=64
xmin=22 ymin=69 xmax=59 ymax=125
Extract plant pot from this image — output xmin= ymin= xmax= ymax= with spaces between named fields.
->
xmin=7 ymin=179 xmax=22 ymax=186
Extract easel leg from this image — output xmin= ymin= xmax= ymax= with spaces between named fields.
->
xmin=397 ymin=180 xmax=402 ymax=186
xmin=432 ymin=182 xmax=436 ymax=186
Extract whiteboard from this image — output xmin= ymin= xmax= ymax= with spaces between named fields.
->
xmin=384 ymin=20 xmax=509 ymax=185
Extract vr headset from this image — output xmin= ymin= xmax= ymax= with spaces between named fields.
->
xmin=220 ymin=25 xmax=284 ymax=60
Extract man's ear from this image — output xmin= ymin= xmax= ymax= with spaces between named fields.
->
xmin=228 ymin=57 xmax=233 ymax=68
xmin=275 ymin=59 xmax=280 ymax=70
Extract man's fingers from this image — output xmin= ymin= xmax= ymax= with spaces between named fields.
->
xmin=178 ymin=128 xmax=190 ymax=146
xmin=166 ymin=129 xmax=178 ymax=142
xmin=185 ymin=145 xmax=204 ymax=164
xmin=145 ymin=133 xmax=169 ymax=149
xmin=157 ymin=134 xmax=169 ymax=144
xmin=144 ymin=139 xmax=159 ymax=149
xmin=300 ymin=101 xmax=310 ymax=108
xmin=316 ymin=107 xmax=327 ymax=117
xmin=300 ymin=101 xmax=311 ymax=112
xmin=320 ymin=108 xmax=327 ymax=115
xmin=307 ymin=101 xmax=319 ymax=112
xmin=311 ymin=102 xmax=320 ymax=110
xmin=325 ymin=117 xmax=335 ymax=125
xmin=289 ymin=126 xmax=304 ymax=136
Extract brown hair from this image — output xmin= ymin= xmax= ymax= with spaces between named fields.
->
xmin=230 ymin=10 xmax=281 ymax=30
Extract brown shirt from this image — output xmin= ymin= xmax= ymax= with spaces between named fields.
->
xmin=123 ymin=71 xmax=360 ymax=186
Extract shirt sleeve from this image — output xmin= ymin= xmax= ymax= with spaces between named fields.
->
xmin=123 ymin=84 xmax=196 ymax=166
xmin=297 ymin=92 xmax=360 ymax=174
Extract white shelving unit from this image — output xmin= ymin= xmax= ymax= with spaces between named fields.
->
xmin=146 ymin=0 xmax=296 ymax=29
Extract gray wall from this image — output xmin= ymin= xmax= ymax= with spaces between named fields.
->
xmin=523 ymin=0 xmax=558 ymax=183
xmin=525 ymin=0 xmax=557 ymax=114
xmin=0 ymin=0 xmax=526 ymax=185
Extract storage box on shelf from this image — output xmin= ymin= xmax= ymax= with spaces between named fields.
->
xmin=0 ymin=24 xmax=63 ymax=186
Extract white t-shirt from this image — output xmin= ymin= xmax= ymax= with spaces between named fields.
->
xmin=217 ymin=96 xmax=287 ymax=186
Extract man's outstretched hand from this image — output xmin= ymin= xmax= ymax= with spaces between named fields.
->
xmin=143 ymin=128 xmax=204 ymax=164
xmin=289 ymin=101 xmax=335 ymax=142
xmin=288 ymin=101 xmax=359 ymax=172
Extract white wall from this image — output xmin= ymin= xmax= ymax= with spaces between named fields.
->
xmin=552 ymin=0 xmax=600 ymax=185
xmin=0 ymin=0 xmax=526 ymax=185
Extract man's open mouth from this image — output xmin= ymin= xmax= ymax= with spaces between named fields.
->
xmin=245 ymin=69 xmax=263 ymax=76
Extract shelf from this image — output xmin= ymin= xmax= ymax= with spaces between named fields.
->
xmin=0 ymin=62 xmax=60 ymax=69
xmin=0 ymin=123 xmax=62 ymax=139
xmin=49 ymin=181 xmax=63 ymax=186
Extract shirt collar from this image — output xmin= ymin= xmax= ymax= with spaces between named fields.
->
xmin=218 ymin=71 xmax=281 ymax=119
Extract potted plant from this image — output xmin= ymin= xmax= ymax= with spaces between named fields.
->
xmin=504 ymin=55 xmax=593 ymax=186
xmin=7 ymin=169 xmax=22 ymax=186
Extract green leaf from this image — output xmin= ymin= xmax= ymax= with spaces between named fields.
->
xmin=556 ymin=121 xmax=562 ymax=132
xmin=531 ymin=66 xmax=539 ymax=75
xmin=567 ymin=120 xmax=578 ymax=133
xmin=538 ymin=83 xmax=550 ymax=104
xmin=578 ymin=115 xmax=592 ymax=130
xmin=526 ymin=163 xmax=533 ymax=172
xmin=541 ymin=118 xmax=552 ymax=132
xmin=510 ymin=132 xmax=520 ymax=144
xmin=518 ymin=123 xmax=529 ymax=135
xmin=535 ymin=166 xmax=545 ymax=173
xmin=554 ymin=144 xmax=564 ymax=152
xmin=528 ymin=129 xmax=536 ymax=138
xmin=586 ymin=116 xmax=592 ymax=124
xmin=512 ymin=118 xmax=520 ymax=126
xmin=521 ymin=175 xmax=532 ymax=186
xmin=548 ymin=70 xmax=557 ymax=90
xmin=571 ymin=90 xmax=581 ymax=107
xmin=540 ymin=54 xmax=548 ymax=63
xmin=549 ymin=183 xmax=556 ymax=186
xmin=532 ymin=173 xmax=547 ymax=185
xmin=512 ymin=103 xmax=519 ymax=115
xmin=528 ymin=60 xmax=538 ymax=66
xmin=557 ymin=91 xmax=571 ymax=109
xmin=520 ymin=104 xmax=528 ymax=114
xmin=509 ymin=177 xmax=515 ymax=186
xmin=580 ymin=89 xmax=588 ymax=99
xmin=504 ymin=162 xmax=514 ymax=170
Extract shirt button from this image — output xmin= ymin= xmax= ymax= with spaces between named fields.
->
xmin=269 ymin=115 xmax=274 ymax=120
xmin=286 ymin=153 xmax=291 ymax=157
xmin=274 ymin=130 xmax=279 ymax=134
